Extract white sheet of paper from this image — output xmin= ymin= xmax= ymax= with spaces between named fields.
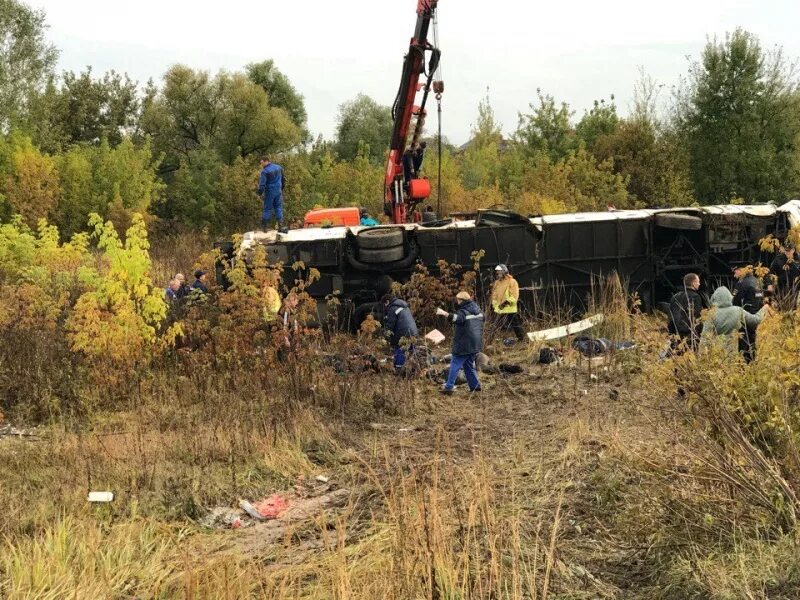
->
xmin=425 ymin=329 xmax=446 ymax=345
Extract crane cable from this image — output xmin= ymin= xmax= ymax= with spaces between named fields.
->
xmin=432 ymin=10 xmax=443 ymax=217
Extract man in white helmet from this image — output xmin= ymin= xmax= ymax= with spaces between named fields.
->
xmin=490 ymin=264 xmax=525 ymax=344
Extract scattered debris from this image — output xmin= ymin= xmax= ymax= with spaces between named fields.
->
xmin=315 ymin=474 xmax=330 ymax=484
xmin=537 ymin=346 xmax=562 ymax=365
xmin=200 ymin=506 xmax=251 ymax=529
xmin=239 ymin=494 xmax=290 ymax=521
xmin=498 ymin=363 xmax=524 ymax=374
xmin=87 ymin=491 xmax=114 ymax=503
xmin=571 ymin=336 xmax=635 ymax=357
xmin=527 ymin=314 xmax=604 ymax=342
xmin=0 ymin=423 xmax=41 ymax=438
xmin=252 ymin=494 xmax=289 ymax=519
xmin=239 ymin=499 xmax=268 ymax=521
xmin=425 ymin=329 xmax=446 ymax=345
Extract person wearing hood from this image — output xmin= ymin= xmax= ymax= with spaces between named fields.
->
xmin=382 ymin=295 xmax=419 ymax=369
xmin=436 ymin=291 xmax=485 ymax=394
xmin=701 ymin=286 xmax=770 ymax=355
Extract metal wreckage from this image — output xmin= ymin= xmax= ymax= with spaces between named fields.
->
xmin=216 ymin=0 xmax=800 ymax=325
xmin=216 ymin=201 xmax=800 ymax=327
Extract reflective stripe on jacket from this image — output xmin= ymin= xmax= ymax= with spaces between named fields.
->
xmin=385 ymin=298 xmax=418 ymax=347
xmin=450 ymin=299 xmax=484 ymax=356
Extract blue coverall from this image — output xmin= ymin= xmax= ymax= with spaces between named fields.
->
xmin=443 ymin=299 xmax=485 ymax=392
xmin=258 ymin=162 xmax=285 ymax=229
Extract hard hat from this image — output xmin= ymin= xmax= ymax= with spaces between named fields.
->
xmin=495 ymin=264 xmax=509 ymax=273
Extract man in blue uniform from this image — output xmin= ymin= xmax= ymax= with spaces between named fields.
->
xmin=382 ymin=294 xmax=419 ymax=370
xmin=258 ymin=156 xmax=287 ymax=233
xmin=436 ymin=290 xmax=485 ymax=394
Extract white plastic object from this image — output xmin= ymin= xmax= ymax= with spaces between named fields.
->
xmin=88 ymin=491 xmax=114 ymax=503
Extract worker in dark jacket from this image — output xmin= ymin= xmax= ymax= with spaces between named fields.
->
xmin=732 ymin=266 xmax=764 ymax=362
xmin=258 ymin=156 xmax=287 ymax=233
xmin=770 ymin=241 xmax=800 ymax=292
xmin=421 ymin=205 xmax=438 ymax=223
xmin=413 ymin=141 xmax=427 ymax=173
xmin=667 ymin=272 xmax=705 ymax=352
xmin=436 ymin=291 xmax=484 ymax=394
xmin=383 ymin=295 xmax=419 ymax=369
xmin=191 ymin=270 xmax=209 ymax=294
xmin=402 ymin=145 xmax=417 ymax=184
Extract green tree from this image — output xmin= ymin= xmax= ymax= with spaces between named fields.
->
xmin=216 ymin=156 xmax=260 ymax=233
xmin=515 ymin=90 xmax=575 ymax=162
xmin=246 ymin=60 xmax=308 ymax=134
xmin=677 ymin=29 xmax=800 ymax=204
xmin=0 ymin=0 xmax=57 ymax=130
xmin=55 ymin=138 xmax=163 ymax=236
xmin=575 ymin=98 xmax=618 ymax=153
xmin=513 ymin=148 xmax=631 ymax=215
xmin=594 ymin=116 xmax=694 ymax=207
xmin=28 ymin=68 xmax=140 ymax=152
xmin=1 ymin=138 xmax=61 ymax=227
xmin=470 ymin=91 xmax=503 ymax=149
xmin=142 ymin=65 xmax=301 ymax=173
xmin=334 ymin=93 xmax=392 ymax=164
xmin=158 ymin=148 xmax=221 ymax=228
xmin=461 ymin=93 xmax=502 ymax=190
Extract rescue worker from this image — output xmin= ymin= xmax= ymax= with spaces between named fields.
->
xmin=258 ymin=156 xmax=287 ymax=233
xmin=413 ymin=141 xmax=427 ymax=174
xmin=382 ymin=294 xmax=419 ymax=370
xmin=402 ymin=144 xmax=416 ymax=184
xmin=191 ymin=270 xmax=209 ymax=294
xmin=490 ymin=264 xmax=525 ymax=344
xmin=422 ymin=205 xmax=438 ymax=223
xmin=769 ymin=240 xmax=800 ymax=292
xmin=436 ymin=291 xmax=484 ymax=394
xmin=359 ymin=209 xmax=379 ymax=226
xmin=701 ymin=286 xmax=770 ymax=355
xmin=667 ymin=272 xmax=705 ymax=352
xmin=262 ymin=281 xmax=282 ymax=322
xmin=732 ymin=266 xmax=764 ymax=362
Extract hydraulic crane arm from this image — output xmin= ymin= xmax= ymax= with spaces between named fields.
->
xmin=384 ymin=0 xmax=442 ymax=224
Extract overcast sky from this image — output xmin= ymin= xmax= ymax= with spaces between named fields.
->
xmin=26 ymin=0 xmax=800 ymax=145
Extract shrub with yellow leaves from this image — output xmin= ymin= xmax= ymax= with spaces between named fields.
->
xmin=65 ymin=213 xmax=179 ymax=394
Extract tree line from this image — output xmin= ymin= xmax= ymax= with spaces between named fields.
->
xmin=1 ymin=0 xmax=800 ymax=238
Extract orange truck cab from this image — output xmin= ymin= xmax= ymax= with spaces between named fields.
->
xmin=304 ymin=207 xmax=361 ymax=228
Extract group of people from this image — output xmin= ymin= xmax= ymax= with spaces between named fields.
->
xmin=382 ymin=263 xmax=526 ymax=393
xmin=667 ymin=238 xmax=800 ymax=360
xmin=165 ymin=270 xmax=209 ymax=302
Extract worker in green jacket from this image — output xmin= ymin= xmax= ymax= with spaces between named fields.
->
xmin=701 ymin=286 xmax=770 ymax=356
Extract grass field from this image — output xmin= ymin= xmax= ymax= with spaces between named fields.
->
xmin=2 ymin=241 xmax=800 ymax=599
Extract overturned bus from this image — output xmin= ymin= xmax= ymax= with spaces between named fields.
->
xmin=215 ymin=201 xmax=800 ymax=324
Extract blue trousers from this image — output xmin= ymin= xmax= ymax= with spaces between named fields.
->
xmin=262 ymin=191 xmax=284 ymax=226
xmin=393 ymin=344 xmax=415 ymax=369
xmin=444 ymin=353 xmax=481 ymax=391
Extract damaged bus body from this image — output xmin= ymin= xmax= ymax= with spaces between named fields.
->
xmin=216 ymin=201 xmax=800 ymax=324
